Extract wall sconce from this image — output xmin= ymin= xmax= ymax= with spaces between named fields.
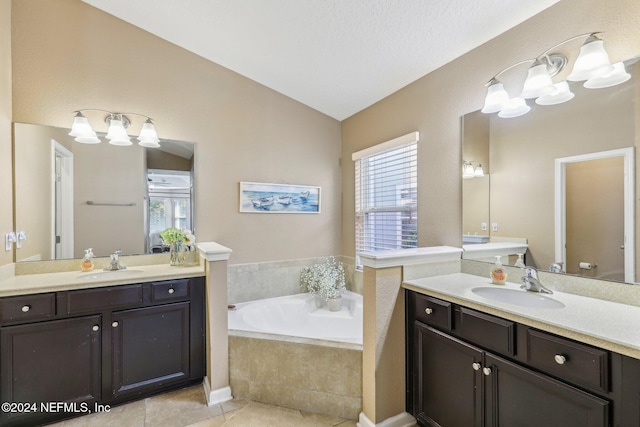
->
xmin=463 ymin=161 xmax=484 ymax=179
xmin=69 ymin=109 xmax=161 ymax=148
xmin=482 ymin=32 xmax=630 ymax=118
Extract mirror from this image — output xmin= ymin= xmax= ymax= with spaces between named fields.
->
xmin=462 ymin=56 xmax=639 ymax=284
xmin=13 ymin=122 xmax=195 ymax=262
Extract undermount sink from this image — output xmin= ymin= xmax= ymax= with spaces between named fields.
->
xmin=471 ymin=287 xmax=565 ymax=309
xmin=77 ymin=269 xmax=144 ymax=281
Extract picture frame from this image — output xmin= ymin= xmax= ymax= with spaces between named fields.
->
xmin=239 ymin=182 xmax=321 ymax=214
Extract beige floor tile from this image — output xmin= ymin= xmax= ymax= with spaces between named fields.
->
xmin=143 ymin=386 xmax=224 ymax=427
xmin=223 ymin=401 xmax=316 ymax=427
xmin=301 ymin=410 xmax=348 ymax=426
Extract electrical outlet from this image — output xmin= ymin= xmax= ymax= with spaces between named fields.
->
xmin=5 ymin=232 xmax=16 ymax=251
xmin=492 ymin=223 xmax=498 ymax=232
xmin=481 ymin=223 xmax=487 ymax=231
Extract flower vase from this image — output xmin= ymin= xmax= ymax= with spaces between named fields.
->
xmin=169 ymin=242 xmax=183 ymax=266
xmin=327 ymin=296 xmax=342 ymax=312
xmin=314 ymin=294 xmax=325 ymax=309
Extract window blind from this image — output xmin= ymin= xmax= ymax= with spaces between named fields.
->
xmin=354 ymin=133 xmax=418 ymax=266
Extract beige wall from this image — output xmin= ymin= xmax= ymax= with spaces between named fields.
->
xmin=0 ymin=0 xmax=12 ymax=266
xmin=9 ymin=0 xmax=342 ymax=265
xmin=342 ymin=0 xmax=640 ymax=258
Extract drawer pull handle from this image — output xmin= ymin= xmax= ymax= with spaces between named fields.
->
xmin=472 ymin=362 xmax=481 ymax=371
xmin=425 ymin=308 xmax=433 ymax=315
xmin=168 ymin=288 xmax=175 ymax=294
xmin=482 ymin=367 xmax=492 ymax=376
xmin=21 ymin=305 xmax=30 ymax=313
xmin=554 ymin=354 xmax=567 ymax=365
xmin=112 ymin=321 xmax=119 ymax=328
xmin=92 ymin=325 xmax=99 ymax=332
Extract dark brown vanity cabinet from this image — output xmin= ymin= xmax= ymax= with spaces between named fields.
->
xmin=406 ymin=290 xmax=640 ymax=427
xmin=0 ymin=276 xmax=205 ymax=426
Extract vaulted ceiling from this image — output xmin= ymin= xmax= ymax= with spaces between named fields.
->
xmin=82 ymin=0 xmax=561 ymax=120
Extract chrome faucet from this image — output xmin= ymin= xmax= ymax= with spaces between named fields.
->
xmin=549 ymin=262 xmax=564 ymax=273
xmin=104 ymin=250 xmax=126 ymax=271
xmin=520 ymin=267 xmax=553 ymax=294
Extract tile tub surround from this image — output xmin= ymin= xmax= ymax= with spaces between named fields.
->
xmin=227 ymin=256 xmax=357 ymax=304
xmin=229 ymin=331 xmax=363 ymax=420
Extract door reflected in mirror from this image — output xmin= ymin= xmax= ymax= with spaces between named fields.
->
xmin=13 ymin=123 xmax=195 ymax=262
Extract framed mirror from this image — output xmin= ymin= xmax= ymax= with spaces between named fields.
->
xmin=13 ymin=122 xmax=195 ymax=262
xmin=462 ymin=56 xmax=639 ymax=284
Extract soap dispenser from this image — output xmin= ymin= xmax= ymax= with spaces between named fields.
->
xmin=514 ymin=253 xmax=525 ymax=268
xmin=81 ymin=248 xmax=94 ymax=272
xmin=490 ymin=255 xmax=507 ymax=285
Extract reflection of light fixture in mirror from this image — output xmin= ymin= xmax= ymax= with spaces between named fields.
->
xmin=584 ymin=62 xmax=631 ymax=89
xmin=481 ymin=32 xmax=622 ymax=118
xmin=498 ymin=97 xmax=530 ymax=118
xmin=463 ymin=161 xmax=485 ymax=179
xmin=69 ymin=109 xmax=161 ymax=148
xmin=535 ymin=81 xmax=575 ymax=105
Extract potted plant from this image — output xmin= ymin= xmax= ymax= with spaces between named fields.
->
xmin=300 ymin=257 xmax=346 ymax=311
xmin=160 ymin=227 xmax=197 ymax=266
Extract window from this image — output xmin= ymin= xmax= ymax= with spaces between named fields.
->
xmin=353 ymin=132 xmax=419 ymax=268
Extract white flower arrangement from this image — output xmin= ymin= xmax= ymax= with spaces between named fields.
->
xmin=300 ymin=257 xmax=346 ymax=299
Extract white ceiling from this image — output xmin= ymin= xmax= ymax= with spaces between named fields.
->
xmin=81 ymin=0 xmax=561 ymax=121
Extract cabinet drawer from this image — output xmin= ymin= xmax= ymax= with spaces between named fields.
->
xmin=0 ymin=293 xmax=56 ymax=323
xmin=526 ymin=329 xmax=609 ymax=392
xmin=64 ymin=284 xmax=144 ymax=314
xmin=459 ymin=307 xmax=515 ymax=356
xmin=412 ymin=293 xmax=452 ymax=331
xmin=151 ymin=279 xmax=190 ymax=302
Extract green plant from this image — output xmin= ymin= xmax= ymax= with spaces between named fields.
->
xmin=300 ymin=257 xmax=346 ymax=299
xmin=160 ymin=227 xmax=186 ymax=244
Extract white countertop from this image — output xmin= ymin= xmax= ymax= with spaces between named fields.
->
xmin=0 ymin=263 xmax=205 ymax=297
xmin=403 ymin=273 xmax=640 ymax=360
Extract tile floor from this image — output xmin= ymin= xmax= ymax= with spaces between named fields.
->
xmin=47 ymin=385 xmax=357 ymax=427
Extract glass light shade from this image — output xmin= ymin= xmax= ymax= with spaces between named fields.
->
xmin=481 ymin=81 xmax=509 ymax=113
xmin=462 ymin=162 xmax=475 ymax=179
xmin=138 ymin=139 xmax=161 ymax=148
xmin=137 ymin=121 xmax=160 ymax=143
xmin=69 ymin=114 xmax=95 ymax=138
xmin=498 ymin=97 xmax=530 ymax=118
xmin=74 ymin=134 xmax=101 ymax=144
xmin=567 ymin=38 xmax=614 ymax=81
xmin=535 ymin=81 xmax=575 ymax=105
xmin=474 ymin=164 xmax=485 ymax=178
xmin=106 ymin=119 xmax=132 ymax=146
xmin=520 ymin=62 xmax=555 ymax=99
xmin=584 ymin=62 xmax=631 ymax=89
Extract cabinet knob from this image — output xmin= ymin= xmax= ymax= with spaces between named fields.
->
xmin=472 ymin=362 xmax=481 ymax=371
xmin=168 ymin=288 xmax=175 ymax=294
xmin=21 ymin=305 xmax=30 ymax=313
xmin=112 ymin=321 xmax=119 ymax=328
xmin=92 ymin=325 xmax=99 ymax=331
xmin=482 ymin=367 xmax=492 ymax=376
xmin=424 ymin=307 xmax=433 ymax=315
xmin=554 ymin=354 xmax=567 ymax=365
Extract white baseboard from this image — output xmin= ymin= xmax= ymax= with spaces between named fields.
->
xmin=357 ymin=411 xmax=417 ymax=427
xmin=202 ymin=377 xmax=233 ymax=406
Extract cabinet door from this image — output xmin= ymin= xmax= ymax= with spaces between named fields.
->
xmin=111 ymin=302 xmax=190 ymax=400
xmin=484 ymin=353 xmax=609 ymax=427
xmin=0 ymin=315 xmax=101 ymax=426
xmin=413 ymin=322 xmax=483 ymax=427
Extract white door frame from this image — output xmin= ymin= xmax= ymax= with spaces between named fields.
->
xmin=51 ymin=140 xmax=74 ymax=259
xmin=554 ymin=147 xmax=635 ymax=283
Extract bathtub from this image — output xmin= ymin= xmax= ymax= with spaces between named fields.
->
xmin=227 ymin=290 xmax=363 ymax=419
xmin=228 ymin=290 xmax=363 ymax=344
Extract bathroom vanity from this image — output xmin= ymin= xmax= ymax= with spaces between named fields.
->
xmin=0 ymin=266 xmax=205 ymax=426
xmin=404 ymin=274 xmax=640 ymax=427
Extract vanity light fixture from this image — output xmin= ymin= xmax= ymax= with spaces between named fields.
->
xmin=69 ymin=109 xmax=161 ymax=148
xmin=463 ymin=161 xmax=484 ymax=179
xmin=482 ymin=32 xmax=623 ymax=118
